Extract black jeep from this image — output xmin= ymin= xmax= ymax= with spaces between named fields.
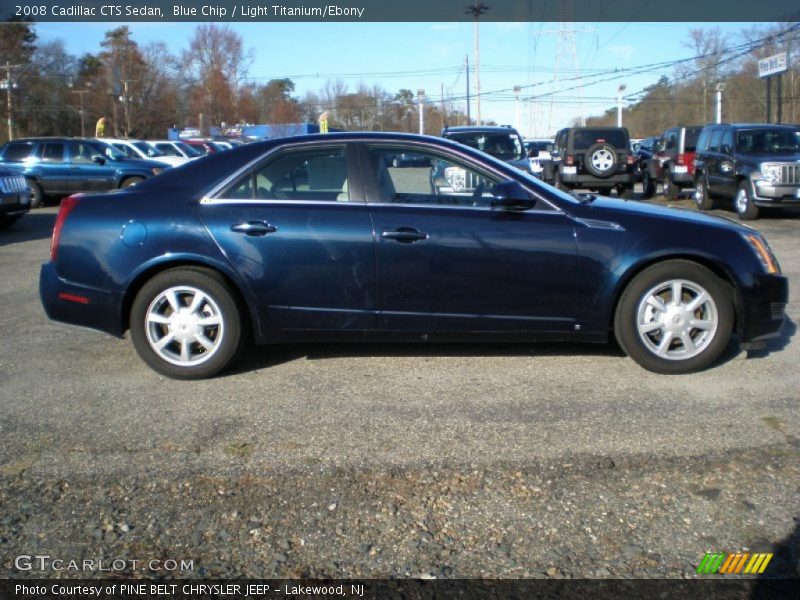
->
xmin=548 ymin=127 xmax=636 ymax=197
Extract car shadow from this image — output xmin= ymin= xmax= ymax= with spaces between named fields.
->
xmin=229 ymin=339 xmax=629 ymax=376
xmin=0 ymin=211 xmax=56 ymax=247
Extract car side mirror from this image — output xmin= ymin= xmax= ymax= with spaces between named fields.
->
xmin=92 ymin=155 xmax=106 ymax=165
xmin=490 ymin=180 xmax=537 ymax=211
xmin=720 ymin=144 xmax=732 ymax=154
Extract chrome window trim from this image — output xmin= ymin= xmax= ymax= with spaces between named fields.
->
xmin=199 ymin=137 xmax=565 ymax=215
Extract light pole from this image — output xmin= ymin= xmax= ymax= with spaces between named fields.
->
xmin=417 ymin=89 xmax=425 ymax=134
xmin=68 ymin=78 xmax=91 ymax=137
xmin=1 ymin=62 xmax=20 ymax=141
xmin=466 ymin=2 xmax=489 ymax=125
xmin=616 ymin=84 xmax=627 ymax=128
xmin=715 ymin=83 xmax=726 ymax=124
xmin=514 ymin=85 xmax=521 ymax=131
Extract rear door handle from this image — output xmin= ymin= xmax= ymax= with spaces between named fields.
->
xmin=381 ymin=227 xmax=428 ymax=243
xmin=231 ymin=221 xmax=277 ymax=236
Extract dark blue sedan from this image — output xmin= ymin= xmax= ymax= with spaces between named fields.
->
xmin=39 ymin=133 xmax=788 ymax=379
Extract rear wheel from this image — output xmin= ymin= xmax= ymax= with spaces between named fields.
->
xmin=121 ymin=176 xmax=144 ymax=189
xmin=694 ymin=175 xmax=715 ymax=210
xmin=614 ymin=260 xmax=734 ymax=374
xmin=663 ymin=171 xmax=680 ymax=201
xmin=735 ymin=180 xmax=759 ymax=220
xmin=129 ymin=267 xmax=244 ymax=379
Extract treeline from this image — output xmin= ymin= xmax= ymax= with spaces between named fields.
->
xmin=0 ymin=21 xmax=469 ymax=142
xmin=585 ymin=24 xmax=800 ymax=136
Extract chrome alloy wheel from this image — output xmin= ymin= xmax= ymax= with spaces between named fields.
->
xmin=144 ymin=285 xmax=225 ymax=366
xmin=635 ymin=279 xmax=719 ymax=361
xmin=591 ymin=148 xmax=615 ymax=171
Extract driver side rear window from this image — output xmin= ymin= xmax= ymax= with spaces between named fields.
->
xmin=222 ymin=146 xmax=349 ymax=202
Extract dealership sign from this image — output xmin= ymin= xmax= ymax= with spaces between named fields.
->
xmin=758 ymin=52 xmax=788 ymax=78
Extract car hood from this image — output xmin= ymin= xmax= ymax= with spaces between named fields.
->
xmin=112 ymin=157 xmax=171 ymax=169
xmin=569 ymin=195 xmax=753 ymax=234
xmin=743 ymin=152 xmax=800 ymax=162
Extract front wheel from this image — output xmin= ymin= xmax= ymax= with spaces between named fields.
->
xmin=129 ymin=268 xmax=244 ymax=379
xmin=614 ymin=261 xmax=734 ymax=374
xmin=27 ymin=179 xmax=44 ymax=208
xmin=735 ymin=181 xmax=759 ymax=220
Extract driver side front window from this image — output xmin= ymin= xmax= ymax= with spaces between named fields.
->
xmin=365 ymin=145 xmax=499 ymax=207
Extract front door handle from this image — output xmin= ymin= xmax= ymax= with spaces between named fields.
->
xmin=231 ymin=221 xmax=278 ymax=236
xmin=381 ymin=227 xmax=428 ymax=243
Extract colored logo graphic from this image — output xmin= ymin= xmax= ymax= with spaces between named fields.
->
xmin=697 ymin=552 xmax=773 ymax=575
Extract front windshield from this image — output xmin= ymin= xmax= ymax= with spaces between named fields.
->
xmin=449 ymin=132 xmax=525 ymax=161
xmin=133 ymin=141 xmax=166 ymax=157
xmin=176 ymin=142 xmax=203 ymax=157
xmin=737 ymin=129 xmax=800 ymax=154
xmin=90 ymin=141 xmax=126 ymax=160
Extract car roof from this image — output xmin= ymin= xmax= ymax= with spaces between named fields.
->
xmin=443 ymin=126 xmax=519 ymax=133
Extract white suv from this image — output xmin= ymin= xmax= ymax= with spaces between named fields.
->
xmin=100 ymin=138 xmax=193 ymax=168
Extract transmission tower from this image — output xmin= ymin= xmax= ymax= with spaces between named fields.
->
xmin=547 ymin=1 xmax=592 ymax=134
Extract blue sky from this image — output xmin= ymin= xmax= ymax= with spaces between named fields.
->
xmin=36 ymin=21 xmax=757 ymax=137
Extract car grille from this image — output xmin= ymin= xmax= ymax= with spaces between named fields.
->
xmin=780 ymin=164 xmax=800 ymax=184
xmin=0 ymin=175 xmax=27 ymax=194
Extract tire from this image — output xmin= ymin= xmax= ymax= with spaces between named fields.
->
xmin=27 ymin=179 xmax=44 ymax=208
xmin=641 ymin=170 xmax=655 ymax=198
xmin=584 ymin=143 xmax=618 ymax=178
xmin=614 ymin=260 xmax=734 ymax=374
xmin=129 ymin=267 xmax=244 ymax=379
xmin=663 ymin=171 xmax=680 ymax=201
xmin=693 ymin=175 xmax=714 ymax=210
xmin=735 ymin=180 xmax=759 ymax=220
xmin=121 ymin=176 xmax=144 ymax=189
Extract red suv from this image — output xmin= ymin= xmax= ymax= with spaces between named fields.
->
xmin=641 ymin=126 xmax=703 ymax=200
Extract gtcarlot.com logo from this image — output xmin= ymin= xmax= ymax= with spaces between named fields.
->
xmin=14 ymin=555 xmax=194 ymax=572
xmin=697 ymin=552 xmax=773 ymax=575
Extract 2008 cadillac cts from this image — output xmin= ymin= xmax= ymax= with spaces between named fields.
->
xmin=39 ymin=133 xmax=788 ymax=379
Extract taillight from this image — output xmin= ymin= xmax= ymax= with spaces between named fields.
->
xmin=676 ymin=153 xmax=685 ymax=166
xmin=627 ymin=154 xmax=634 ymax=165
xmin=566 ymin=155 xmax=574 ymax=166
xmin=50 ymin=195 xmax=80 ymax=261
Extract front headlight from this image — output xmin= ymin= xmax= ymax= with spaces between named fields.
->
xmin=756 ymin=164 xmax=781 ymax=185
xmin=741 ymin=233 xmax=781 ymax=274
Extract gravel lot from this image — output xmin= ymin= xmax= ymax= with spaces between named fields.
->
xmin=0 ymin=193 xmax=798 ymax=580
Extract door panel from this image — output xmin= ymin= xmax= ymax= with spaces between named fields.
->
xmin=358 ymin=143 xmax=579 ymax=332
xmin=372 ymin=205 xmax=578 ymax=332
xmin=198 ymin=144 xmax=377 ymax=333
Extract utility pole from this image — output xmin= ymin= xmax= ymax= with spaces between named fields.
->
xmin=418 ymin=89 xmax=425 ymax=135
xmin=514 ymin=85 xmax=521 ymax=130
xmin=465 ymin=54 xmax=471 ymax=123
xmin=466 ymin=2 xmax=489 ymax=125
xmin=1 ymin=62 xmax=21 ymax=141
